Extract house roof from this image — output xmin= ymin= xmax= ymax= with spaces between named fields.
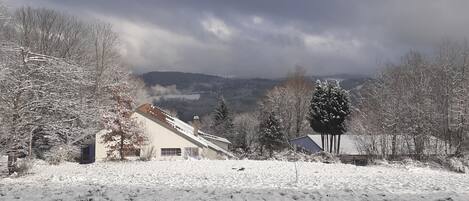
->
xmin=199 ymin=132 xmax=232 ymax=144
xmin=135 ymin=104 xmax=234 ymax=158
xmin=289 ymin=135 xmax=323 ymax=153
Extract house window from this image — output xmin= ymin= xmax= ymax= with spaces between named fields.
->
xmin=161 ymin=148 xmax=181 ymax=156
xmin=184 ymin=147 xmax=199 ymax=158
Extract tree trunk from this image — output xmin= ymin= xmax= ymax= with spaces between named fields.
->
xmin=7 ymin=152 xmax=17 ymax=175
xmin=337 ymin=134 xmax=341 ymax=154
xmin=332 ymin=135 xmax=337 ymax=154
xmin=321 ymin=134 xmax=324 ymax=151
xmin=330 ymin=134 xmax=334 ymax=153
xmin=120 ymin=133 xmax=125 ymax=160
xmin=325 ymin=135 xmax=329 ymax=152
xmin=391 ymin=134 xmax=397 ymax=159
xmin=29 ymin=131 xmax=33 ymax=158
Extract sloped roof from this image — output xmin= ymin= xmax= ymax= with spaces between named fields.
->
xmin=289 ymin=135 xmax=323 ymax=153
xmin=199 ymin=132 xmax=231 ymax=144
xmin=135 ymin=104 xmax=234 ymax=157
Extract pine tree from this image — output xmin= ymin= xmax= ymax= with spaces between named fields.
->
xmin=308 ymin=80 xmax=351 ymax=154
xmin=259 ymin=111 xmax=285 ymax=157
xmin=211 ymin=96 xmax=235 ymax=141
xmin=100 ymin=71 xmax=147 ymax=160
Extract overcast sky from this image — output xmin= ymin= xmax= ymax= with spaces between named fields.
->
xmin=7 ymin=0 xmax=469 ymax=78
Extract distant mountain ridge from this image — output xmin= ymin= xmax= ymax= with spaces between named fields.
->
xmin=141 ymin=71 xmax=226 ymax=89
xmin=139 ymin=71 xmax=369 ymax=121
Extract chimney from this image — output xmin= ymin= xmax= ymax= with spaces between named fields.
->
xmin=193 ymin=116 xmax=200 ymax=136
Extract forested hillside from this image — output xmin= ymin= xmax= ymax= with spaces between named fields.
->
xmin=140 ymin=71 xmax=368 ymax=121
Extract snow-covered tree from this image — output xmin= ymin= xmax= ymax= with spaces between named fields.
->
xmin=308 ymin=80 xmax=351 ymax=154
xmin=352 ymin=44 xmax=469 ymax=159
xmin=0 ymin=5 xmax=138 ymax=172
xmin=0 ymin=44 xmax=98 ymax=172
xmin=259 ymin=111 xmax=284 ymax=157
xmin=233 ymin=112 xmax=260 ymax=154
xmin=100 ymin=70 xmax=147 ymax=160
xmin=210 ymin=96 xmax=235 ymax=142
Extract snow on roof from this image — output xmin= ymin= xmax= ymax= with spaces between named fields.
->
xmin=203 ymin=137 xmax=235 ymax=158
xmin=136 ymin=104 xmax=208 ymax=147
xmin=307 ymin=134 xmax=361 ymax=155
xmin=136 ymin=104 xmax=233 ymax=157
xmin=199 ymin=132 xmax=231 ymax=144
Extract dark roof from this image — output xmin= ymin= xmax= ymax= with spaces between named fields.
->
xmin=289 ymin=136 xmax=323 ymax=153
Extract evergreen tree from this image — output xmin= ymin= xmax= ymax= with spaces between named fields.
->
xmin=210 ymin=96 xmax=235 ymax=141
xmin=308 ymin=80 xmax=350 ymax=154
xmin=101 ymin=71 xmax=147 ymax=160
xmin=259 ymin=111 xmax=284 ymax=157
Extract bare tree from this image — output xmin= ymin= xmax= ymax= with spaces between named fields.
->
xmin=258 ymin=67 xmax=313 ymax=142
xmin=233 ymin=112 xmax=260 ymax=153
xmin=352 ymin=43 xmax=469 ymax=160
xmin=284 ymin=67 xmax=314 ymax=137
xmin=88 ymin=22 xmax=120 ymax=95
xmin=14 ymin=7 xmax=89 ymax=60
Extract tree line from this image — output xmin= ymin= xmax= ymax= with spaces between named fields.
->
xmin=350 ymin=42 xmax=469 ymax=160
xmin=206 ymin=43 xmax=469 ymax=161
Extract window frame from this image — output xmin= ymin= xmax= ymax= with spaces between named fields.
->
xmin=161 ymin=148 xmax=182 ymax=156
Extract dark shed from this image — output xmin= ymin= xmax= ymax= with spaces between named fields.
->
xmin=80 ymin=144 xmax=95 ymax=164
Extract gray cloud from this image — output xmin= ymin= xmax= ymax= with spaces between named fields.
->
xmin=7 ymin=0 xmax=469 ymax=78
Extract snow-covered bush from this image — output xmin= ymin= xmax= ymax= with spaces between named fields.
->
xmin=247 ymin=150 xmax=340 ymax=163
xmin=44 ymin=145 xmax=79 ymax=165
xmin=140 ymin=146 xmax=156 ymax=161
xmin=445 ymin=157 xmax=468 ymax=173
xmin=369 ymin=159 xmax=389 ymax=166
xmin=10 ymin=159 xmax=33 ymax=176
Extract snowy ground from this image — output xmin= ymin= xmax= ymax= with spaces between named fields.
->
xmin=1 ymin=159 xmax=468 ymax=201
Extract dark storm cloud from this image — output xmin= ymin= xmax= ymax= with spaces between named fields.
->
xmin=7 ymin=0 xmax=469 ymax=77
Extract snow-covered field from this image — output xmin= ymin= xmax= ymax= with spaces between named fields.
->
xmin=1 ymin=160 xmax=468 ymax=201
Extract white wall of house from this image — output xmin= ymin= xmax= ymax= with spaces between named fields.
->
xmin=201 ymin=147 xmax=227 ymax=160
xmin=95 ymin=130 xmax=109 ymax=161
xmin=95 ymin=112 xmax=227 ymax=161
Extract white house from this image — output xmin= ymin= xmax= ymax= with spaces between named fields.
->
xmin=89 ymin=104 xmax=234 ymax=162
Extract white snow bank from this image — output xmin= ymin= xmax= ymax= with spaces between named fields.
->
xmin=1 ymin=160 xmax=468 ymax=200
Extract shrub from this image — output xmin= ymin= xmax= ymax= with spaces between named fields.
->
xmin=44 ymin=145 xmax=79 ymax=165
xmin=446 ymin=157 xmax=467 ymax=173
xmin=247 ymin=150 xmax=340 ymax=163
xmin=8 ymin=159 xmax=33 ymax=177
xmin=139 ymin=146 xmax=156 ymax=161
